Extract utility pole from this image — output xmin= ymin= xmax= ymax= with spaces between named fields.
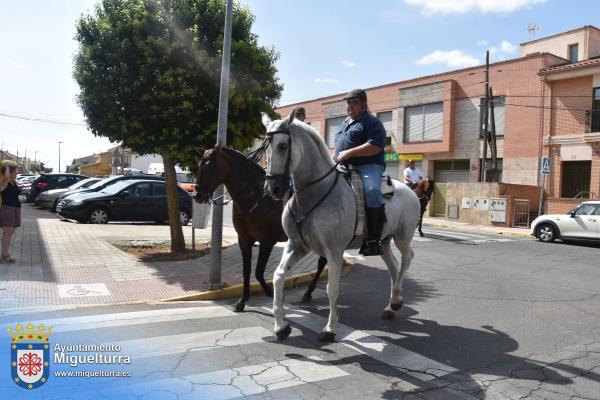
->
xmin=489 ymin=87 xmax=498 ymax=182
xmin=480 ymin=50 xmax=490 ymax=182
xmin=209 ymin=0 xmax=233 ymax=289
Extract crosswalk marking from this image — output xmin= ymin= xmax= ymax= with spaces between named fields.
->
xmin=263 ymin=305 xmax=457 ymax=382
xmin=6 ymin=306 xmax=236 ymax=332
xmin=131 ymin=356 xmax=349 ymax=400
xmin=112 ymin=326 xmax=274 ymax=358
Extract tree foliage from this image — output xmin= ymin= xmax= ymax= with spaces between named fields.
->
xmin=74 ymin=0 xmax=282 ymax=168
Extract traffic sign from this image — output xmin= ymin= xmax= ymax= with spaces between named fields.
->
xmin=541 ymin=157 xmax=551 ymax=175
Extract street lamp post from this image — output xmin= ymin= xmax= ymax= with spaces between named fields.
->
xmin=34 ymin=151 xmax=39 ymax=171
xmin=58 ymin=142 xmax=64 ymax=173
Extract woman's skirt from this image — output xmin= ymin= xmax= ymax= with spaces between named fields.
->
xmin=0 ymin=205 xmax=21 ymax=227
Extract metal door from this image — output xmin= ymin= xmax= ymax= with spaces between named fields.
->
xmin=433 ymin=182 xmax=447 ymax=217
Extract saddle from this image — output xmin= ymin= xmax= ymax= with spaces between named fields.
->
xmin=337 ymin=164 xmax=394 ymax=237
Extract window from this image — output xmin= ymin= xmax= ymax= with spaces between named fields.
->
xmin=132 ymin=183 xmax=152 ymax=197
xmin=574 ymin=203 xmax=599 ymax=216
xmin=592 ymin=87 xmax=600 ymax=133
xmin=152 ymin=183 xmax=166 ymax=196
xmin=568 ymin=43 xmax=579 ymax=63
xmin=325 ymin=116 xmax=345 ymax=149
xmin=561 ymin=161 xmax=591 ymax=198
xmin=404 ymin=102 xmax=443 ymax=143
xmin=377 ymin=111 xmax=393 ymax=147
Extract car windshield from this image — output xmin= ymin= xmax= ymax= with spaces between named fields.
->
xmin=176 ymin=172 xmax=194 ymax=183
xmin=68 ymin=178 xmax=95 ymax=190
xmin=99 ymin=180 xmax=132 ymax=194
xmin=88 ymin=176 xmax=123 ymax=190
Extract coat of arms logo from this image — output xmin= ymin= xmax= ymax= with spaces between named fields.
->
xmin=8 ymin=322 xmax=53 ymax=390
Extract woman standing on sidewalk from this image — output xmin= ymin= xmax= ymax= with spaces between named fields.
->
xmin=0 ymin=161 xmax=21 ymax=263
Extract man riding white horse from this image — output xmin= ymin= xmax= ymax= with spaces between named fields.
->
xmin=334 ymin=88 xmax=386 ymax=256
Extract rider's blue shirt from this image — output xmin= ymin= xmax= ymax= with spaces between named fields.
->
xmin=334 ymin=112 xmax=386 ymax=166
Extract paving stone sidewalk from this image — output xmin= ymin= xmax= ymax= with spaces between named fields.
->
xmin=0 ymin=205 xmax=528 ymax=310
xmin=0 ymin=206 xmax=320 ymax=309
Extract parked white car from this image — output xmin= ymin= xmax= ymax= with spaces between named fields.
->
xmin=531 ymin=201 xmax=600 ymax=243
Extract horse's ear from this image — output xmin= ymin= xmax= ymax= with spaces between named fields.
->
xmin=261 ymin=112 xmax=272 ymax=129
xmin=287 ymin=108 xmax=298 ymax=124
xmin=194 ymin=147 xmax=205 ymax=156
xmin=214 ymin=143 xmax=221 ymax=152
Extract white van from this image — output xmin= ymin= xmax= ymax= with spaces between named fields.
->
xmin=147 ymin=163 xmax=164 ymax=175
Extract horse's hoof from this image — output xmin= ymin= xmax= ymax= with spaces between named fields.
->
xmin=234 ymin=302 xmax=245 ymax=313
xmin=318 ymin=331 xmax=336 ymax=342
xmin=419 ymin=231 xmax=424 ymax=237
xmin=301 ymin=293 xmax=312 ymax=303
xmin=381 ymin=310 xmax=395 ymax=320
xmin=275 ymin=325 xmax=292 ymax=341
xmin=390 ymin=300 xmax=404 ymax=311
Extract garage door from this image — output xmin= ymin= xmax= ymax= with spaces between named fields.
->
xmin=433 ymin=160 xmax=470 ymax=182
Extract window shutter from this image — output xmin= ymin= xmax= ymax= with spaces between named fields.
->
xmin=423 ymin=103 xmax=443 ymax=141
xmin=491 ymin=97 xmax=505 ymax=136
xmin=326 ymin=116 xmax=344 ymax=148
xmin=405 ymin=105 xmax=424 ymax=142
xmin=377 ymin=111 xmax=393 ymax=132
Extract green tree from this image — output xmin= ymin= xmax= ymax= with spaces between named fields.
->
xmin=74 ymin=0 xmax=282 ymax=251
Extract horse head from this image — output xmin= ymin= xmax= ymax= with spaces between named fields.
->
xmin=415 ymin=177 xmax=435 ymax=200
xmin=193 ymin=144 xmax=230 ymax=204
xmin=262 ymin=108 xmax=332 ymax=201
xmin=262 ymin=109 xmax=296 ymax=200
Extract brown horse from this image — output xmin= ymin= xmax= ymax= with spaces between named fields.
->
xmin=413 ymin=177 xmax=435 ymax=237
xmin=193 ymin=145 xmax=327 ymax=312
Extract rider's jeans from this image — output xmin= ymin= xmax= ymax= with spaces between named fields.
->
xmin=355 ymin=163 xmax=384 ymax=208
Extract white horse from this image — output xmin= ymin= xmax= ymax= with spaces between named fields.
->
xmin=262 ymin=109 xmax=421 ymax=342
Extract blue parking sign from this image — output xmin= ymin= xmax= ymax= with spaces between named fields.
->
xmin=541 ymin=157 xmax=551 ymax=175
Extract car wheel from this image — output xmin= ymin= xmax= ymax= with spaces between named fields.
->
xmin=52 ymin=199 xmax=59 ymax=212
xmin=180 ymin=210 xmax=190 ymax=226
xmin=536 ymin=223 xmax=557 ymax=243
xmin=89 ymin=208 xmax=109 ymax=224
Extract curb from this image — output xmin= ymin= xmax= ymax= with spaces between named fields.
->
xmin=163 ymin=268 xmax=331 ymax=302
xmin=423 ymin=222 xmax=532 ymax=238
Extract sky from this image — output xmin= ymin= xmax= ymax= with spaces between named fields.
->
xmin=1 ymin=0 xmax=599 ymax=172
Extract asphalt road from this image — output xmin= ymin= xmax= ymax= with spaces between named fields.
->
xmin=3 ymin=219 xmax=599 ymax=399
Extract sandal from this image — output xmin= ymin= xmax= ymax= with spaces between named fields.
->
xmin=1 ymin=255 xmax=15 ymax=264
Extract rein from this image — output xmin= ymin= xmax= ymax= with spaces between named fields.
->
xmin=265 ymin=127 xmax=340 ymax=247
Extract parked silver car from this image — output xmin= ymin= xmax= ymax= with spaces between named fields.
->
xmin=34 ymin=178 xmax=101 ymax=211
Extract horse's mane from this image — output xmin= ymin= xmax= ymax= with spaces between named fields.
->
xmin=291 ymin=120 xmax=334 ymax=166
xmin=221 ymin=147 xmax=266 ymax=176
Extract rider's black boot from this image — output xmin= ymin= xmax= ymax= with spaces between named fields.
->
xmin=360 ymin=205 xmax=385 ymax=256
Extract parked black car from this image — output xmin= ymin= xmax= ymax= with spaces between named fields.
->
xmin=58 ymin=179 xmax=192 ymax=225
xmin=27 ymin=173 xmax=88 ymax=202
xmin=56 ymin=174 xmax=165 ymax=206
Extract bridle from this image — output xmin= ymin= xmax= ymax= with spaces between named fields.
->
xmin=264 ymin=127 xmax=340 ymax=247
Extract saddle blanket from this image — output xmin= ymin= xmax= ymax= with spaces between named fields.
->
xmin=349 ymin=170 xmax=394 ymax=236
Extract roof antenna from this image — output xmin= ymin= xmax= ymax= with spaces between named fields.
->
xmin=528 ymin=23 xmax=540 ymax=41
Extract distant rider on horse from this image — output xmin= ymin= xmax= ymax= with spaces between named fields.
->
xmin=404 ymin=160 xmax=423 ymax=191
xmin=334 ymin=89 xmax=386 ymax=256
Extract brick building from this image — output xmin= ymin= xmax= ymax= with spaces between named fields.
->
xmin=276 ymin=25 xmax=600 ymax=216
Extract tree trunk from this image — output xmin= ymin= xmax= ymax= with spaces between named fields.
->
xmin=162 ymin=153 xmax=186 ymax=252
